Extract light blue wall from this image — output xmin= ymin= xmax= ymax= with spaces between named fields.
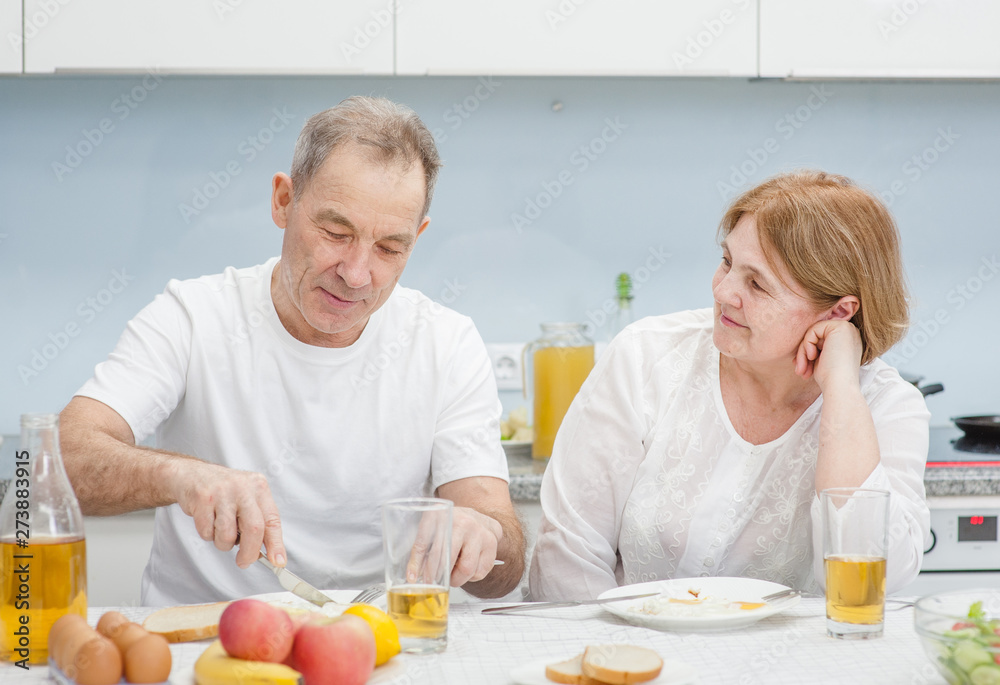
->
xmin=1 ymin=75 xmax=997 ymax=434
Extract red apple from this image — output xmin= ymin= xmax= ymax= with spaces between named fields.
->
xmin=292 ymin=615 xmax=376 ymax=685
xmin=219 ymin=599 xmax=295 ymax=663
xmin=281 ymin=611 xmax=318 ymax=668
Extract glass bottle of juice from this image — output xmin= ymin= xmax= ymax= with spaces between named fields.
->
xmin=611 ymin=272 xmax=634 ymax=340
xmin=0 ymin=414 xmax=87 ymax=665
xmin=523 ymin=323 xmax=595 ymax=460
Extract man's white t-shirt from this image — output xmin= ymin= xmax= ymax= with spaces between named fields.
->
xmin=77 ymin=258 xmax=509 ymax=606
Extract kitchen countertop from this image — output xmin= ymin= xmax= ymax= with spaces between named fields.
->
xmin=505 ymin=427 xmax=1000 ymax=502
xmin=3 ymin=429 xmax=995 ymax=505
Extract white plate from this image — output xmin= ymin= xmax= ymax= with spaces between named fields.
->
xmin=246 ymin=588 xmax=387 ymax=613
xmin=501 ymin=440 xmax=533 ymax=458
xmin=598 ymin=577 xmax=801 ymax=633
xmin=510 ymin=654 xmax=697 ymax=685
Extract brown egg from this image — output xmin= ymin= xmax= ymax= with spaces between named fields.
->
xmin=108 ymin=622 xmax=148 ymax=655
xmin=54 ymin=617 xmax=97 ymax=672
xmin=124 ymin=633 xmax=172 ymax=683
xmin=96 ymin=611 xmax=130 ymax=639
xmin=47 ymin=613 xmax=87 ymax=665
xmin=72 ymin=637 xmax=123 ymax=685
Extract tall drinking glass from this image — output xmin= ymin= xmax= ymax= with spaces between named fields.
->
xmin=382 ymin=498 xmax=452 ymax=654
xmin=821 ymin=487 xmax=890 ymax=640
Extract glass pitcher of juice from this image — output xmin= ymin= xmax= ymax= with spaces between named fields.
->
xmin=523 ymin=323 xmax=595 ymax=460
xmin=0 ymin=414 xmax=87 ymax=665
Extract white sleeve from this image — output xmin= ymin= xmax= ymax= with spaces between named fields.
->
xmin=810 ymin=379 xmax=931 ymax=594
xmin=75 ymin=283 xmax=192 ymax=444
xmin=429 ymin=319 xmax=509 ymax=490
xmin=528 ymin=330 xmax=647 ymax=601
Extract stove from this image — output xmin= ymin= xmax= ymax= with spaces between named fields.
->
xmin=927 ymin=425 xmax=1000 ymax=467
xmin=920 ymin=427 xmax=1000 ymax=578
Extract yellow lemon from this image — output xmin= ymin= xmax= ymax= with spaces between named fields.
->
xmin=343 ymin=604 xmax=401 ymax=666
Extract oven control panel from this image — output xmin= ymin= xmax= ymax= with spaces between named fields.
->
xmin=923 ymin=497 xmax=1000 ymax=572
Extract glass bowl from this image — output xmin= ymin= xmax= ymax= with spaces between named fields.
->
xmin=913 ymin=589 xmax=1000 ymax=685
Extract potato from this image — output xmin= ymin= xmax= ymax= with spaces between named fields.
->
xmin=500 ymin=419 xmax=512 ymax=440
xmin=512 ymin=426 xmax=534 ymax=442
xmin=508 ymin=407 xmax=529 ymax=431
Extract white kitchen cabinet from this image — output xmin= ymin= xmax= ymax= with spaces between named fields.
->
xmin=397 ymin=0 xmax=757 ymax=76
xmin=23 ymin=0 xmax=393 ymax=74
xmin=760 ymin=0 xmax=1000 ymax=78
xmin=0 ymin=1 xmax=21 ymax=73
xmin=84 ymin=511 xmax=155 ymax=607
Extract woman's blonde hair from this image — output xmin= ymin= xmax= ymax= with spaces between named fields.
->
xmin=718 ymin=170 xmax=909 ymax=364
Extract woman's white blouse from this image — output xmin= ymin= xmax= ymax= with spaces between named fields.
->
xmin=528 ymin=309 xmax=931 ymax=601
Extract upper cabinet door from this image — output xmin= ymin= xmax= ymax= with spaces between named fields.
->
xmin=397 ymin=0 xmax=757 ymax=76
xmin=760 ymin=0 xmax=1000 ymax=78
xmin=23 ymin=0 xmax=394 ymax=74
xmin=1 ymin=2 xmax=22 ymax=73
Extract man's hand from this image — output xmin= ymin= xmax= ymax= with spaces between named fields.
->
xmin=794 ymin=319 xmax=864 ymax=391
xmin=60 ymin=397 xmax=288 ymax=572
xmin=448 ymin=507 xmax=503 ymax=587
xmin=436 ymin=476 xmax=525 ymax=598
xmin=168 ymin=459 xmax=286 ymax=569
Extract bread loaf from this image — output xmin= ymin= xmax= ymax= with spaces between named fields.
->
xmin=142 ymin=601 xmax=231 ymax=643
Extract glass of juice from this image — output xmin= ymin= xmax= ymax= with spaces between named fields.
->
xmin=381 ymin=498 xmax=452 ymax=654
xmin=821 ymin=488 xmax=890 ymax=640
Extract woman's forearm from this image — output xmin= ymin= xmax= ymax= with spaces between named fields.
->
xmin=814 ymin=378 xmax=881 ymax=494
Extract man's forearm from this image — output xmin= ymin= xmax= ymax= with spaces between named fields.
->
xmin=60 ymin=399 xmax=185 ymax=515
xmin=462 ymin=508 xmax=526 ymax=599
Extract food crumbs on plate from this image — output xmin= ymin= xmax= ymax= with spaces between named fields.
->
xmin=637 ymin=593 xmax=769 ymax=617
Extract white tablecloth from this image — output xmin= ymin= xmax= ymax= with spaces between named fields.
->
xmin=1 ymin=597 xmax=946 ymax=684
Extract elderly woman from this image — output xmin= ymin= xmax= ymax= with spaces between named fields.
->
xmin=528 ymin=171 xmax=930 ymax=600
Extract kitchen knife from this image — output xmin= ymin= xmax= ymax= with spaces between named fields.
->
xmin=256 ymin=553 xmax=336 ymax=608
xmin=481 ymin=591 xmax=661 ymax=615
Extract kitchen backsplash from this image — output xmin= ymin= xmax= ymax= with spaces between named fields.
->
xmin=1 ymin=75 xmax=997 ymax=432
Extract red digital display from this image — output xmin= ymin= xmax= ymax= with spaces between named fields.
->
xmin=959 ymin=516 xmax=997 ymax=542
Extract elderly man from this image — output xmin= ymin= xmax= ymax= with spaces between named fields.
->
xmin=60 ymin=96 xmax=524 ymax=606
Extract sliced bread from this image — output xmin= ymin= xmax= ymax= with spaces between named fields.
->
xmin=545 ymin=652 xmax=585 ymax=684
xmin=545 ymin=654 xmax=583 ymax=685
xmin=581 ymin=644 xmax=663 ymax=685
xmin=142 ymin=601 xmax=231 ymax=643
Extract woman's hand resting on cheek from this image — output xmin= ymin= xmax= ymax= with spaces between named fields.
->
xmin=794 ymin=319 xmax=864 ymax=391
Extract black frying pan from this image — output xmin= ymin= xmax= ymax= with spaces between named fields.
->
xmin=899 ymin=372 xmax=945 ymax=398
xmin=953 ymin=415 xmax=1000 ymax=440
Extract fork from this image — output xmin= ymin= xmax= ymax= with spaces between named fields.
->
xmin=350 ymin=583 xmax=386 ymax=604
xmin=760 ymin=588 xmax=913 ymax=609
xmin=761 ymin=589 xmax=804 ymax=602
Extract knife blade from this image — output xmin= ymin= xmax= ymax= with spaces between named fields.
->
xmin=256 ymin=553 xmax=336 ymax=608
xmin=481 ymin=591 xmax=661 ymax=615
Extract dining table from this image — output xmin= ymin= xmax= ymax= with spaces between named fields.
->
xmin=2 ymin=594 xmax=948 ymax=685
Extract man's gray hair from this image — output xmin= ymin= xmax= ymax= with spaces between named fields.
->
xmin=290 ymin=96 xmax=442 ymax=219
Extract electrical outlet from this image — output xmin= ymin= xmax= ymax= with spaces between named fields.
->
xmin=485 ymin=343 xmax=526 ymax=391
